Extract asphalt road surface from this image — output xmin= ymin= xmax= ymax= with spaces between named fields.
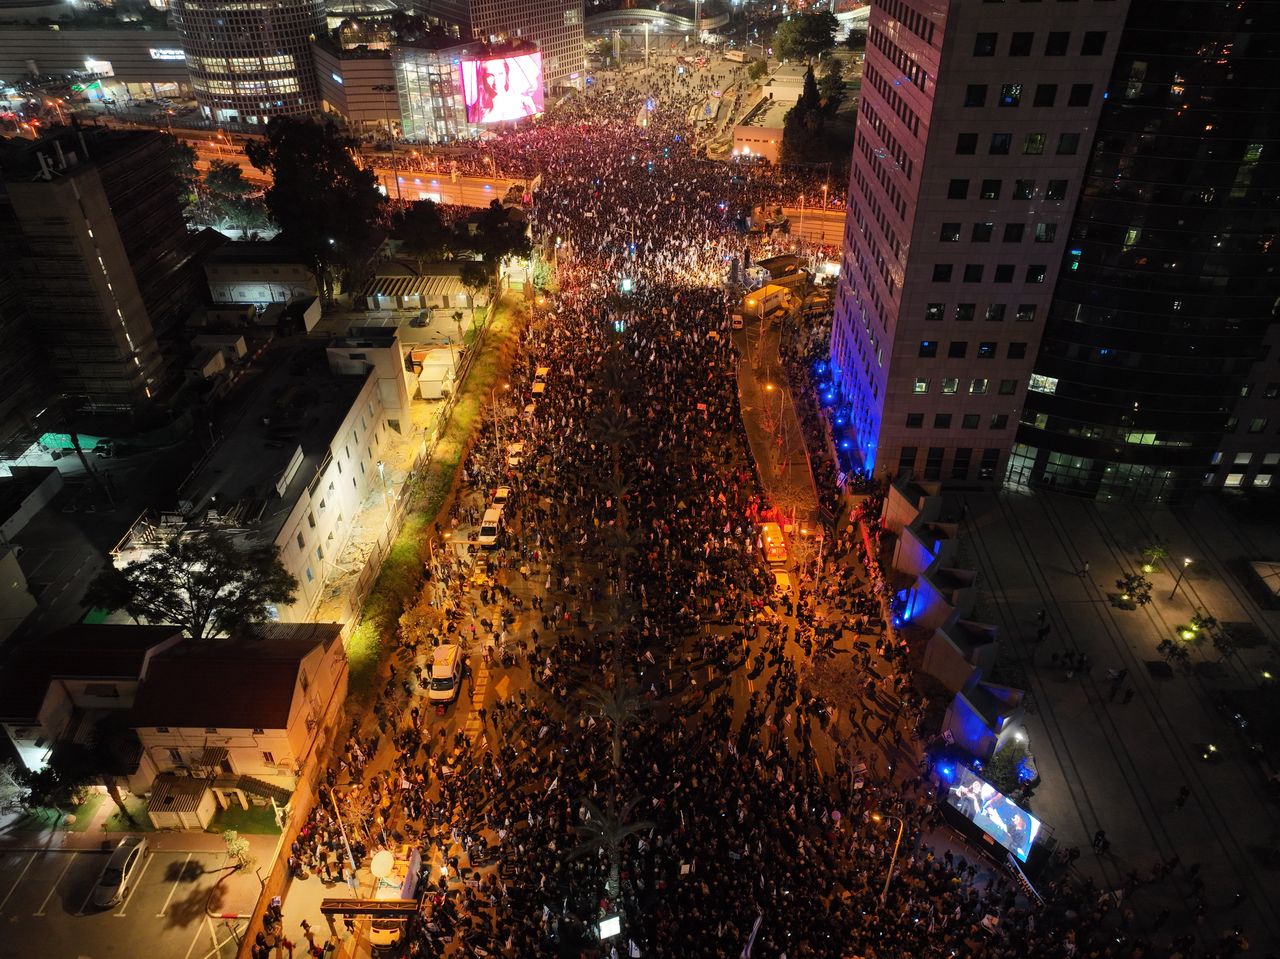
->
xmin=0 ymin=848 xmax=246 ymax=959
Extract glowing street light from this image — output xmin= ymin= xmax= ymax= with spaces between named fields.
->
xmin=1169 ymin=556 xmax=1193 ymax=600
xmin=870 ymin=812 xmax=905 ymax=905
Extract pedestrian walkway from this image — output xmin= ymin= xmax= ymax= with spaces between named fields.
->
xmin=961 ymin=489 xmax=1280 ymax=947
xmin=733 ymin=322 xmax=818 ymax=522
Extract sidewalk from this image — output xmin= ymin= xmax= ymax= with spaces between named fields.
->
xmin=733 ymin=323 xmax=818 ymax=521
xmin=960 ymin=489 xmax=1280 ymax=948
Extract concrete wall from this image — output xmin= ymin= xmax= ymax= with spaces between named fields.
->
xmin=0 ymin=548 xmax=36 ymax=643
xmin=1 ymin=467 xmax=63 ymax=542
xmin=275 ymin=370 xmax=391 ymax=621
xmin=204 ymin=260 xmax=317 ymax=305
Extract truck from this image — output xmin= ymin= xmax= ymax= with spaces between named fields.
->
xmin=759 ymin=522 xmax=789 ymax=568
xmin=369 ymin=845 xmax=423 ymax=950
xmin=725 ymin=49 xmax=755 ymax=64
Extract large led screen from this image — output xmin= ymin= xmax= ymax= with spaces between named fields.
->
xmin=945 ymin=767 xmax=1041 ymax=862
xmin=460 ymin=52 xmax=544 ymax=124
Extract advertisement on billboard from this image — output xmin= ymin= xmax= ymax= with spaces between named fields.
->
xmin=945 ymin=767 xmax=1041 ymax=862
xmin=459 ymin=52 xmax=544 ymax=124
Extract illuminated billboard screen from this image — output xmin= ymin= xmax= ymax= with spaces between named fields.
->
xmin=945 ymin=767 xmax=1041 ymax=862
xmin=459 ymin=52 xmax=544 ymax=124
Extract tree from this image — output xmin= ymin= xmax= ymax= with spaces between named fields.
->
xmin=395 ymin=199 xmax=451 ymax=268
xmin=818 ymin=59 xmax=845 ymax=104
xmin=844 ymin=30 xmax=867 ymax=52
xmin=467 ymin=200 xmax=532 ymax=268
xmin=164 ymin=138 xmax=200 ymax=221
xmin=1114 ymin=572 xmax=1153 ymax=608
xmin=569 ymin=797 xmax=655 ymax=899
xmin=580 ymin=681 xmax=649 ymax=772
xmin=986 ymin=741 xmax=1029 ymax=794
xmin=223 ymin=830 xmax=255 ymax=871
xmin=203 ymin=162 xmax=271 ymax=237
xmin=204 ymin=159 xmax=255 ymax=199
xmin=458 ymin=260 xmax=490 ymax=305
xmin=747 ymin=59 xmax=768 ymax=81
xmin=245 ymin=118 xmax=386 ymax=299
xmin=0 ymin=761 xmax=28 ymax=814
xmin=83 ymin=531 xmax=298 ymax=642
xmin=774 ymin=11 xmax=839 ymax=62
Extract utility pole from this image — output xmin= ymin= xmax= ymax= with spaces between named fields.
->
xmin=373 ymin=84 xmax=401 ymax=202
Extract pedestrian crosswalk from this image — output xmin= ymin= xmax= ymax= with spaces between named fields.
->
xmin=463 ymin=658 xmax=491 ymax=738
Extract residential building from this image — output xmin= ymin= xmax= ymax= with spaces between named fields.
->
xmin=203 ymin=241 xmax=319 ymax=305
xmin=161 ymin=336 xmax=409 ymax=622
xmin=1011 ymin=0 xmax=1280 ymax=501
xmin=0 ymin=128 xmax=201 ymax=415
xmin=0 ymin=624 xmax=185 ymax=774
xmin=172 ymin=0 xmax=326 ymax=125
xmin=130 ymin=623 xmax=347 ymax=788
xmin=828 ymin=0 xmax=1129 ymax=485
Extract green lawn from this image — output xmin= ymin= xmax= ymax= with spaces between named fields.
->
xmin=6 ymin=793 xmax=104 ymax=833
xmin=101 ymin=795 xmax=154 ymax=833
xmin=206 ymin=803 xmax=282 ymax=835
xmin=347 ymin=292 xmax=525 ymax=695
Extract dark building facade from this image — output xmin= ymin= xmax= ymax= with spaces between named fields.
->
xmin=0 ymin=129 xmax=201 ymax=423
xmin=1010 ymin=0 xmax=1280 ymax=501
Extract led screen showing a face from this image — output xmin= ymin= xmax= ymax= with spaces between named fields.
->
xmin=460 ymin=52 xmax=544 ymax=124
xmin=946 ymin=767 xmax=1041 ymax=862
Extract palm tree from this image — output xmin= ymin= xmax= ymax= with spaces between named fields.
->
xmin=569 ymin=797 xmax=655 ymax=899
xmin=580 ymin=681 xmax=649 ymax=772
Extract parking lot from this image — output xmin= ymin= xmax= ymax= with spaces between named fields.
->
xmin=0 ymin=848 xmax=246 ymax=959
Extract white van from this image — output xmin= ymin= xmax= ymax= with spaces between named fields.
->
xmin=477 ymin=507 xmax=503 ymax=547
xmin=429 ymin=644 xmax=463 ymax=703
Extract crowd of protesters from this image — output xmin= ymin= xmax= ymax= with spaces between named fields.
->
xmin=252 ymin=46 xmax=1255 ymax=959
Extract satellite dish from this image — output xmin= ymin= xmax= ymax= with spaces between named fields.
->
xmin=370 ymin=850 xmax=395 ymax=879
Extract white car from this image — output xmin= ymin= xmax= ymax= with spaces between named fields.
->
xmin=493 ymin=486 xmax=512 ymax=508
xmin=506 ymin=442 xmax=524 ymax=468
xmin=477 ymin=507 xmax=503 ymax=547
xmin=91 ymin=836 xmax=148 ymax=908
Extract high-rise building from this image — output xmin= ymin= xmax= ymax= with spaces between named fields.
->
xmin=1010 ymin=0 xmax=1280 ymax=501
xmin=828 ymin=0 xmax=1130 ymax=485
xmin=0 ymin=129 xmax=200 ymax=419
xmin=467 ymin=0 xmax=583 ymax=89
xmin=172 ymin=0 xmax=326 ymax=126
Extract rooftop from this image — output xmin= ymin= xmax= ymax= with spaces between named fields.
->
xmin=179 ymin=339 xmax=368 ymax=545
xmin=205 ymin=240 xmax=309 ymax=266
xmin=0 ymin=623 xmax=184 ymax=722
xmin=130 ymin=622 xmax=342 ymax=731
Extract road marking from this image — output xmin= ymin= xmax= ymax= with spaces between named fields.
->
xmin=0 ymin=852 xmax=37 ymax=914
xmin=114 ymin=852 xmax=153 ymax=917
xmin=34 ymin=851 xmax=76 ymax=916
xmin=156 ymin=852 xmax=193 ymax=917
xmin=182 ymin=914 xmax=209 ymax=959
xmin=197 ymin=918 xmax=243 ymax=959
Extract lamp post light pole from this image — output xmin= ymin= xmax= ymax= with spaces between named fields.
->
xmin=871 ymin=812 xmax=905 ymax=905
xmin=373 ymin=83 xmax=401 ymax=202
xmin=1169 ymin=556 xmax=1193 ymax=601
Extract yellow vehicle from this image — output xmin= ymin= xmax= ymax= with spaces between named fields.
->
xmin=759 ymin=522 xmax=788 ymax=568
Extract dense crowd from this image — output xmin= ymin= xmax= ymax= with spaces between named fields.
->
xmin=254 ymin=48 xmax=1233 ymax=959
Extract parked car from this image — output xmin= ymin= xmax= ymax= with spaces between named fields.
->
xmin=91 ymin=836 xmax=148 ymax=908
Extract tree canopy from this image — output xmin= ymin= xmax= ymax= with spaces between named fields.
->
xmin=774 ymin=11 xmax=839 ymax=62
xmin=245 ymin=118 xmax=386 ymax=298
xmin=84 ymin=531 xmax=298 ymax=642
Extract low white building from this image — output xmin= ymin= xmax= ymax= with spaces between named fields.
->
xmin=204 ymin=242 xmax=318 ymax=306
xmin=0 ymin=624 xmax=185 ymax=774
xmin=131 ymin=623 xmax=347 ymax=819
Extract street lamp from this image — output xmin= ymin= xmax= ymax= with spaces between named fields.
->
xmin=870 ymin=812 xmax=905 ymax=905
xmin=373 ymin=83 xmax=401 ymax=201
xmin=1169 ymin=556 xmax=1193 ymax=600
